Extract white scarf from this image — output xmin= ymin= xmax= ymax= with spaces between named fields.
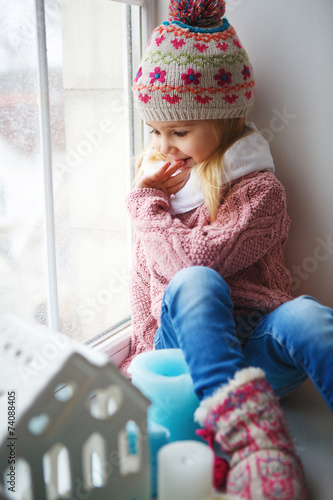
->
xmin=141 ymin=123 xmax=275 ymax=215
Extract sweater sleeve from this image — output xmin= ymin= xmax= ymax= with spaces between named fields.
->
xmin=119 ymin=235 xmax=158 ymax=377
xmin=126 ymin=172 xmax=290 ymax=279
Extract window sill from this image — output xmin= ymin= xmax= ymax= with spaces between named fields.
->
xmin=89 ymin=323 xmax=131 ymax=367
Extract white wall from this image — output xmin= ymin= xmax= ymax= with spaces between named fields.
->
xmin=157 ymin=0 xmax=333 ymax=307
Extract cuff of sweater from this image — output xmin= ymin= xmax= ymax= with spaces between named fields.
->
xmin=126 ymin=188 xmax=170 ymax=220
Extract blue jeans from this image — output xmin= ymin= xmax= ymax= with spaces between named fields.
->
xmin=154 ymin=266 xmax=333 ymax=410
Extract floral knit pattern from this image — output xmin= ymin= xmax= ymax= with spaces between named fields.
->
xmin=181 ymin=67 xmax=202 ymax=85
xmin=132 ymin=14 xmax=255 ymax=121
xmin=201 ymin=375 xmax=306 ymax=499
xmin=214 ymin=67 xmax=232 ymax=86
xmin=120 ymin=171 xmax=293 ymax=375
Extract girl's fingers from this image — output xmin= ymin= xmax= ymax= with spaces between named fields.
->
xmin=163 ymin=167 xmax=190 ymax=188
xmin=135 ymin=159 xmax=190 ymax=192
xmin=136 ymin=161 xmax=176 ymax=188
xmin=156 ymin=160 xmax=185 ymax=181
xmin=167 ymin=174 xmax=190 ymax=195
xmin=163 ymin=170 xmax=190 ymax=194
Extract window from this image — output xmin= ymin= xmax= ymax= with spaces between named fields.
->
xmin=0 ymin=0 xmax=155 ymax=345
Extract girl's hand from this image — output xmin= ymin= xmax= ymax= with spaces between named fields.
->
xmin=134 ymin=160 xmax=191 ymax=196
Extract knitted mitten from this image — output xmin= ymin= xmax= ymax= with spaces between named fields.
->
xmin=194 ymin=368 xmax=306 ymax=499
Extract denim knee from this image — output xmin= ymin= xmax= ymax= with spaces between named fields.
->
xmin=253 ymin=295 xmax=333 ymax=371
xmin=277 ymin=295 xmax=333 ymax=346
xmin=165 ymin=266 xmax=231 ymax=303
xmin=160 ymin=266 xmax=247 ymax=400
xmin=252 ymin=295 xmax=333 ymax=408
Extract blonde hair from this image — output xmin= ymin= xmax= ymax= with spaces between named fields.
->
xmin=135 ymin=118 xmax=254 ymax=222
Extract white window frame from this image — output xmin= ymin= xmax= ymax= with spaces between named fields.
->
xmin=35 ymin=0 xmax=156 ymax=365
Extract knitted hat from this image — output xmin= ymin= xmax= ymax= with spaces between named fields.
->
xmin=132 ymin=0 xmax=255 ymax=121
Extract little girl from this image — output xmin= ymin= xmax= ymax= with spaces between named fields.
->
xmin=121 ymin=1 xmax=333 ymax=497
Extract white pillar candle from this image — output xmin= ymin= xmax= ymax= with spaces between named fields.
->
xmin=158 ymin=440 xmax=214 ymax=500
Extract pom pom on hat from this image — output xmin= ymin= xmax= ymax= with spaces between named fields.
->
xmin=168 ymin=0 xmax=226 ymax=26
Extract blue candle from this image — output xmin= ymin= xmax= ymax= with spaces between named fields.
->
xmin=129 ymin=349 xmax=201 ymax=442
xmin=124 ymin=419 xmax=170 ymax=499
xmin=148 ymin=421 xmax=170 ymax=499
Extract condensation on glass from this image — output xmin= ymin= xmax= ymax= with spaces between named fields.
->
xmin=0 ymin=0 xmax=142 ymax=342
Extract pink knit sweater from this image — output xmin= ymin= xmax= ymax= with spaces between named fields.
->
xmin=120 ymin=171 xmax=293 ymax=374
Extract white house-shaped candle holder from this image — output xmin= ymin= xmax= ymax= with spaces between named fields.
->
xmin=0 ymin=315 xmax=150 ymax=500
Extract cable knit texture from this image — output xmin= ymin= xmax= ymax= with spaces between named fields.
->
xmin=120 ymin=171 xmax=293 ymax=375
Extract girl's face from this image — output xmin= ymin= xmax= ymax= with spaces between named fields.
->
xmin=147 ymin=120 xmax=220 ymax=168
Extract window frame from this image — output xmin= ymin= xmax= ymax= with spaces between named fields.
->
xmin=97 ymin=0 xmax=156 ymax=365
xmin=35 ymin=0 xmax=156 ymax=362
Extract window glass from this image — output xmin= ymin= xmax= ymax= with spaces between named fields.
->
xmin=0 ymin=0 xmax=47 ymax=323
xmin=0 ymin=0 xmax=142 ymax=342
